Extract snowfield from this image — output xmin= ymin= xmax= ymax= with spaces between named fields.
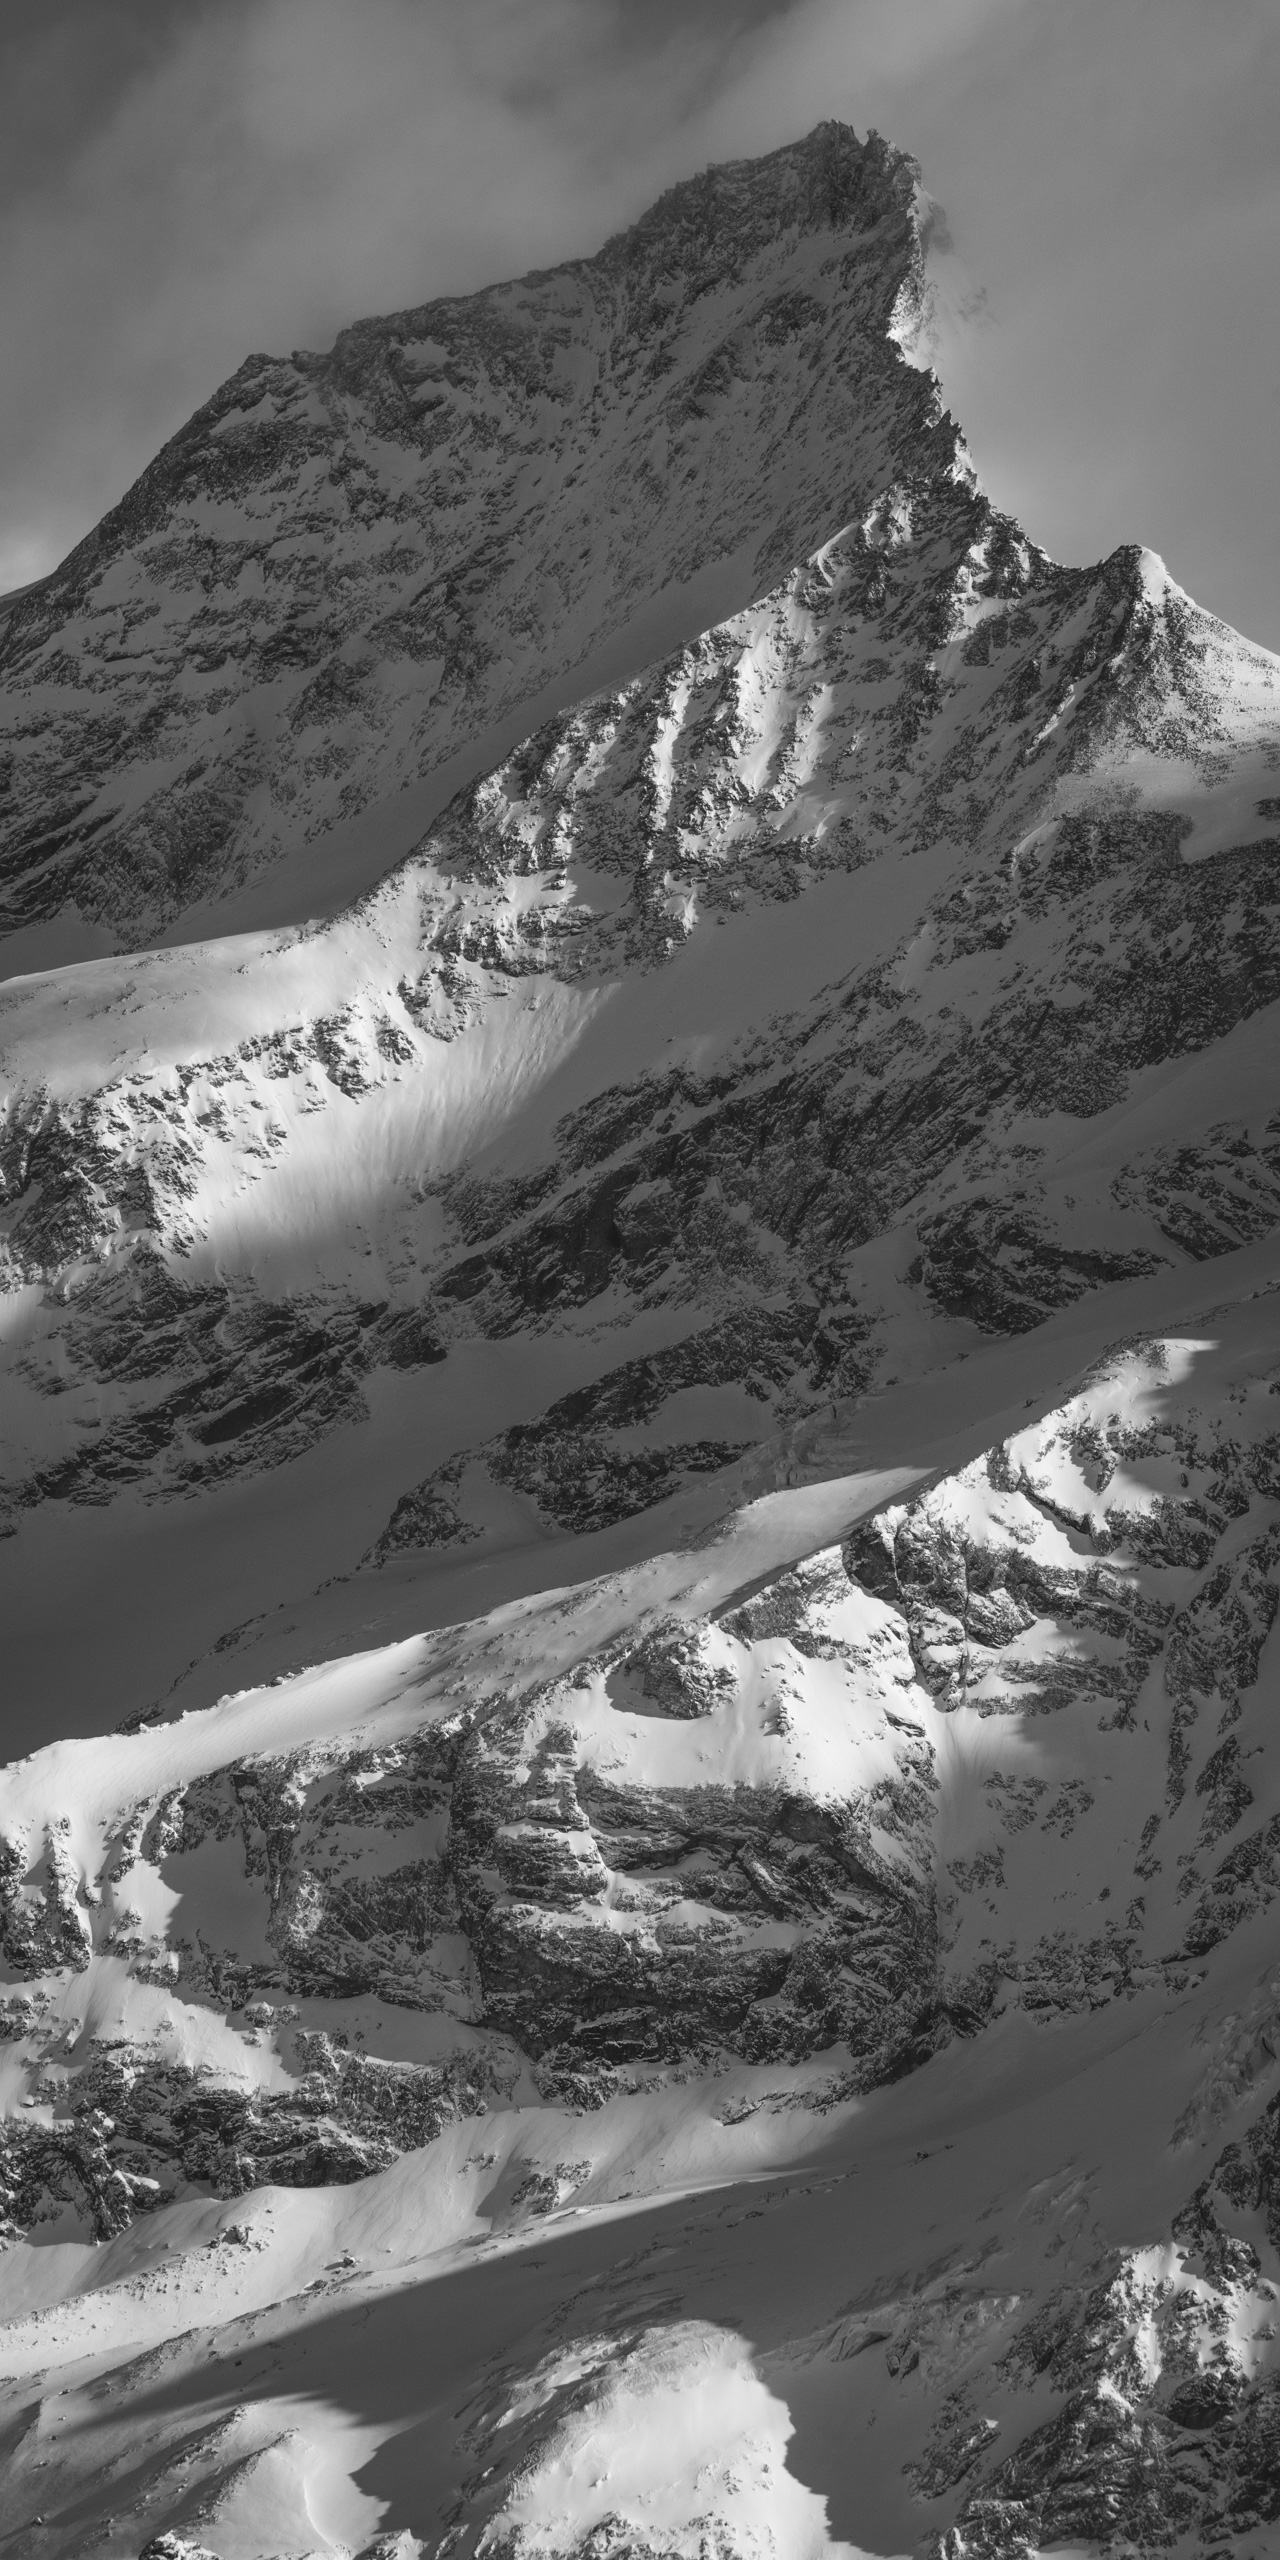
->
xmin=1 ymin=121 xmax=1280 ymax=2560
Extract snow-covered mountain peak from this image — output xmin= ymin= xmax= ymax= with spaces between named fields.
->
xmin=0 ymin=121 xmax=942 ymax=963
xmin=3 ymin=121 xmax=1280 ymax=2560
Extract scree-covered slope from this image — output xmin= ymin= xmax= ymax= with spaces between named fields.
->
xmin=1 ymin=119 xmax=1280 ymax=2560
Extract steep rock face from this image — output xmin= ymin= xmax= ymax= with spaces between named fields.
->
xmin=448 ymin=1584 xmax=948 ymax=2094
xmin=899 ymin=2106 xmax=1280 ymax=2558
xmin=413 ymin=536 xmax=1280 ymax=1348
xmin=845 ymin=1328 xmax=1280 ymax=2006
xmin=2 ymin=1323 xmax=1276 ymax=2251
xmin=0 ymin=124 xmax=939 ymax=944
xmin=0 ymin=1724 xmax=511 ymax=2240
xmin=1 ymin=1552 xmax=943 ymax=2231
xmin=3 ymin=491 xmax=1278 ymax=1539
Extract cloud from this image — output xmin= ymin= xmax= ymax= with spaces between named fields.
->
xmin=0 ymin=0 xmax=785 ymax=586
xmin=0 ymin=0 xmax=1277 ymax=650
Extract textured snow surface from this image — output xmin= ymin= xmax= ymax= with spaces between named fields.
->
xmin=2 ymin=118 xmax=1280 ymax=2560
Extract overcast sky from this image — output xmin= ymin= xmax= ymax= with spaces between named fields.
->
xmin=1 ymin=0 xmax=1277 ymax=647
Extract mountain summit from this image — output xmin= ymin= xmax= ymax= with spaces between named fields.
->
xmin=0 ymin=123 xmax=940 ymax=953
xmin=2 ymin=125 xmax=1280 ymax=2560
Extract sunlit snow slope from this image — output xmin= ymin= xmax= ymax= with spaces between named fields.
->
xmin=2 ymin=119 xmax=1280 ymax=2560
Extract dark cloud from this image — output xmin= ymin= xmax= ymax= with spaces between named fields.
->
xmin=0 ymin=2 xmax=228 ymax=213
xmin=0 ymin=0 xmax=1276 ymax=648
xmin=0 ymin=0 xmax=799 ymax=587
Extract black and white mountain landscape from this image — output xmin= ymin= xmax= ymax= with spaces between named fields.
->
xmin=2 ymin=120 xmax=1280 ymax=2560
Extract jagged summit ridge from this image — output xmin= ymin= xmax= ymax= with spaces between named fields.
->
xmin=0 ymin=122 xmax=944 ymax=950
xmin=2 ymin=477 xmax=1276 ymax=1541
xmin=595 ymin=118 xmax=915 ymax=272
